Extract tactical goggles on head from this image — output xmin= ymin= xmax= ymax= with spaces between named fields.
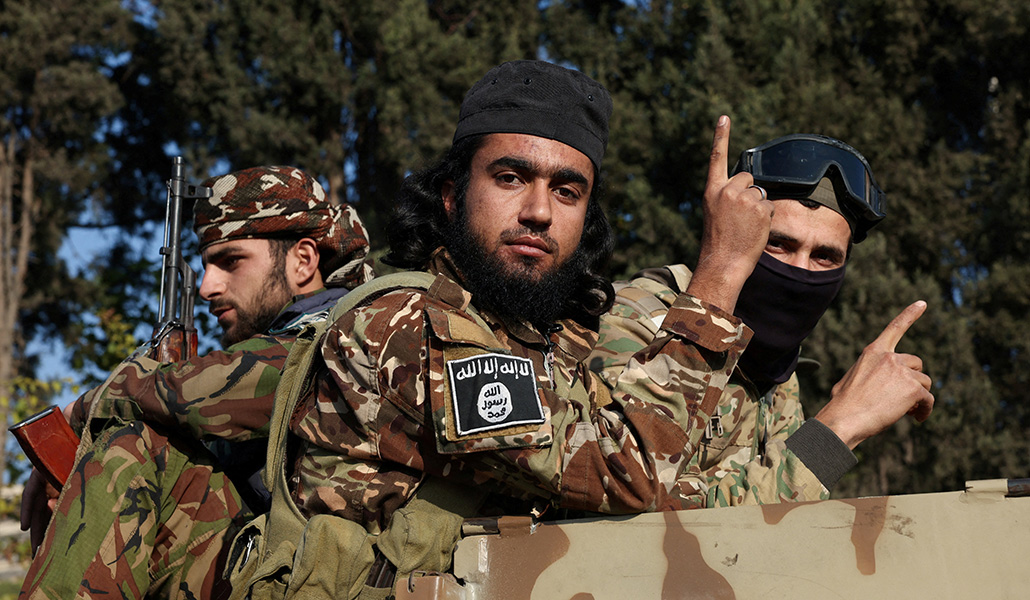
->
xmin=733 ymin=134 xmax=886 ymax=242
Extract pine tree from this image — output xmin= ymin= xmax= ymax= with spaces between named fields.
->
xmin=0 ymin=0 xmax=132 ymax=477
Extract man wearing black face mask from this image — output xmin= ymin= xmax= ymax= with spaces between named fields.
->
xmin=591 ymin=128 xmax=934 ymax=508
xmin=732 ymin=176 xmax=851 ymax=390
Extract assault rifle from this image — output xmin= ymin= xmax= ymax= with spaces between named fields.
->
xmin=148 ymin=156 xmax=211 ymax=363
xmin=10 ymin=157 xmax=211 ymax=488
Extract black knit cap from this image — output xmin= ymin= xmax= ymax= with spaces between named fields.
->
xmin=452 ymin=60 xmax=613 ymax=170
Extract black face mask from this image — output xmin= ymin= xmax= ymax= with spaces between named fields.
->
xmin=733 ymin=253 xmax=846 ymax=389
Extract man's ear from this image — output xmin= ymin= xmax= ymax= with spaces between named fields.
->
xmin=289 ymin=238 xmax=322 ymax=292
xmin=441 ymin=180 xmax=456 ymax=218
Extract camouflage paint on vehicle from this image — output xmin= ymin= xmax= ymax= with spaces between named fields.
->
xmin=392 ymin=478 xmax=1030 ymax=599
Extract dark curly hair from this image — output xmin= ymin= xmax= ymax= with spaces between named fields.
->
xmin=383 ymin=135 xmax=615 ymax=318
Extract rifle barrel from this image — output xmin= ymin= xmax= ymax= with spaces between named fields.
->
xmin=159 ymin=157 xmax=187 ymax=325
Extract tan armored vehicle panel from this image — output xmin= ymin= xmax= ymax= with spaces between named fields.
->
xmin=396 ymin=478 xmax=1029 ymax=599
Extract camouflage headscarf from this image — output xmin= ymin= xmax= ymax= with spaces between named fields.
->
xmin=194 ymin=166 xmax=372 ymax=288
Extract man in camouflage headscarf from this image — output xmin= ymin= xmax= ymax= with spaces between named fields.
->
xmin=194 ymin=165 xmax=373 ymax=293
xmin=20 ymin=165 xmax=373 ymax=599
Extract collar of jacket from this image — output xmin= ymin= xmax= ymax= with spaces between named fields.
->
xmin=267 ymin=287 xmax=350 ymax=335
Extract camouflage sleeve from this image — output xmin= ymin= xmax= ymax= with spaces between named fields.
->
xmin=597 ymin=291 xmax=752 ymax=481
xmin=690 ymin=376 xmax=829 ymax=507
xmin=293 ymin=283 xmax=749 ymax=526
xmin=594 ymin=266 xmax=743 ymax=455
xmin=559 ymin=291 xmax=750 ymax=512
xmin=592 ymin=265 xmax=694 ymax=383
xmin=68 ymin=334 xmax=293 ymax=442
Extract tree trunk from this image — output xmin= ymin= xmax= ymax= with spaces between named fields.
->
xmin=0 ymin=133 xmax=37 ymax=480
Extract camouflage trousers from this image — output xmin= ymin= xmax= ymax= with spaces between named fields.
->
xmin=20 ymin=420 xmax=247 ymax=599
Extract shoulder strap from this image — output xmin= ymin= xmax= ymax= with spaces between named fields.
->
xmin=332 ymin=271 xmax=440 ymax=315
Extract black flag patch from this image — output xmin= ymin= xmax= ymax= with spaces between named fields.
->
xmin=446 ymin=353 xmax=544 ymax=436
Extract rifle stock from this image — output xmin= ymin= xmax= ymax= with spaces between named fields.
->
xmin=10 ymin=406 xmax=80 ymax=490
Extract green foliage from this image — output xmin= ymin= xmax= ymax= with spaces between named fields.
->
xmin=69 ymin=309 xmax=140 ymax=387
xmin=800 ymin=236 xmax=1009 ymax=496
xmin=0 ymin=577 xmax=24 ymax=598
xmin=133 ymin=0 xmax=543 ymax=242
xmin=0 ymin=0 xmax=134 ymax=478
xmin=546 ymin=0 xmax=1030 ymax=495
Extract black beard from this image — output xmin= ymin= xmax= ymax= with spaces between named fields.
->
xmin=219 ymin=268 xmax=293 ymax=346
xmin=445 ymin=206 xmax=587 ymax=327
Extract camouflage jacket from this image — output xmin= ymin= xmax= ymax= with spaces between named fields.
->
xmin=68 ymin=287 xmax=352 ymax=443
xmin=287 ymin=249 xmax=751 ymax=534
xmin=593 ymin=265 xmax=854 ymax=508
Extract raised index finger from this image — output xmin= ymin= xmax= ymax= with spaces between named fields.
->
xmin=707 ymin=115 xmax=731 ymax=190
xmin=874 ymin=300 xmax=927 ymax=352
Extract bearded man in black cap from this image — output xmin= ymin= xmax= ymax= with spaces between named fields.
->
xmin=592 ymin=131 xmax=935 ymax=509
xmin=230 ymin=61 xmax=785 ymax=596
